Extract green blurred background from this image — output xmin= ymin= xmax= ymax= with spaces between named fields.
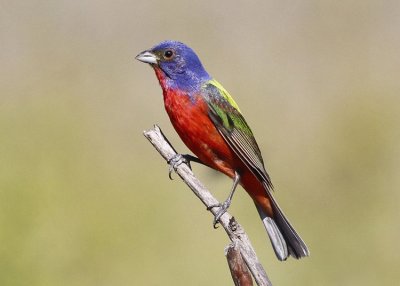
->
xmin=1 ymin=1 xmax=399 ymax=285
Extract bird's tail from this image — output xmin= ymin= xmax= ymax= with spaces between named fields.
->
xmin=256 ymin=183 xmax=310 ymax=261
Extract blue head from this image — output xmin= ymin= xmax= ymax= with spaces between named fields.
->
xmin=136 ymin=41 xmax=211 ymax=91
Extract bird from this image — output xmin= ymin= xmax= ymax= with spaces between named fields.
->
xmin=136 ymin=40 xmax=309 ymax=261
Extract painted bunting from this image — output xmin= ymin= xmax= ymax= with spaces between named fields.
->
xmin=136 ymin=41 xmax=309 ymax=260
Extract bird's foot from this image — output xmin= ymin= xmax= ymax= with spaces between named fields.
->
xmin=207 ymin=200 xmax=232 ymax=229
xmin=167 ymin=154 xmax=192 ymax=180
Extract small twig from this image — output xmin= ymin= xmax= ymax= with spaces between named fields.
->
xmin=143 ymin=125 xmax=272 ymax=286
xmin=226 ymin=242 xmax=254 ymax=286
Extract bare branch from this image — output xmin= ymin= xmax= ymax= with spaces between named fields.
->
xmin=226 ymin=242 xmax=254 ymax=286
xmin=143 ymin=125 xmax=272 ymax=286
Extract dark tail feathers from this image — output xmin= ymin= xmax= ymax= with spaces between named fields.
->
xmin=256 ymin=183 xmax=309 ymax=261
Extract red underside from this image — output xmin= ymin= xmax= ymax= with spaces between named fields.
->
xmin=154 ymin=68 xmax=273 ymax=217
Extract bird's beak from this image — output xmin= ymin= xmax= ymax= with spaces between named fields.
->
xmin=135 ymin=50 xmax=158 ymax=64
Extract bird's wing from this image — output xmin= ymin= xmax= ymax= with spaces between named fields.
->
xmin=201 ymin=79 xmax=273 ymax=190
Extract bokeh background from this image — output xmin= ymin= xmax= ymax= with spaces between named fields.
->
xmin=1 ymin=1 xmax=399 ymax=285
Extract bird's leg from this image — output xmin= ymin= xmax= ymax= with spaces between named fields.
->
xmin=207 ymin=171 xmax=241 ymax=228
xmin=167 ymin=154 xmax=205 ymax=179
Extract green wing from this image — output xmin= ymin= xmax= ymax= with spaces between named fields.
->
xmin=202 ymin=79 xmax=273 ymax=190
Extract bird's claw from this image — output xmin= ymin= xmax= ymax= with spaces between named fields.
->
xmin=207 ymin=201 xmax=231 ymax=229
xmin=167 ymin=154 xmax=191 ymax=180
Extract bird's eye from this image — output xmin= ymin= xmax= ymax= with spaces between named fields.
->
xmin=164 ymin=50 xmax=174 ymax=59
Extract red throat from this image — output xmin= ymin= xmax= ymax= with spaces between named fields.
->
xmin=153 ymin=67 xmax=170 ymax=96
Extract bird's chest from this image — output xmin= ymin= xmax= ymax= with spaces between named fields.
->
xmin=162 ymin=89 xmax=235 ymax=173
xmin=163 ymin=90 xmax=212 ymax=144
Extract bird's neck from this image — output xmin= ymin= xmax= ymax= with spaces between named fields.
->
xmin=153 ymin=66 xmax=210 ymax=98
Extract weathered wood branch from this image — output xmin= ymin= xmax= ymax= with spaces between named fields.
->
xmin=226 ymin=242 xmax=254 ymax=286
xmin=143 ymin=125 xmax=272 ymax=286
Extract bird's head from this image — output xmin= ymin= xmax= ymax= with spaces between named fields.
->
xmin=136 ymin=41 xmax=210 ymax=91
